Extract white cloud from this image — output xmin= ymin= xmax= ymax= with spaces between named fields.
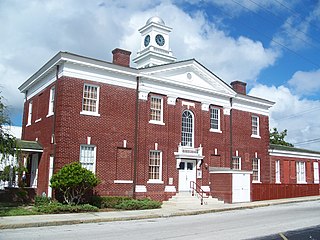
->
xmin=288 ymin=69 xmax=320 ymax=96
xmin=0 ymin=0 xmax=280 ymax=127
xmin=249 ymin=84 xmax=320 ymax=151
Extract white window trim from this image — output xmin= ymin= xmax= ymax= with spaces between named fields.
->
xmin=296 ymin=161 xmax=306 ymax=184
xmin=232 ymin=156 xmax=242 ymax=170
xmin=149 ymin=96 xmax=165 ymax=125
xmin=27 ymin=101 xmax=33 ymax=126
xmin=148 ymin=150 xmax=163 ymax=183
xmin=252 ymin=158 xmax=261 ymax=183
xmin=251 ymin=115 xmax=260 ymax=138
xmin=181 ymin=110 xmax=194 ymax=147
xmin=47 ymin=86 xmax=55 ymax=117
xmin=209 ymin=107 xmax=221 ymax=133
xmin=80 ymin=84 xmax=100 ymax=117
xmin=314 ymin=162 xmax=319 ymax=184
xmin=79 ymin=144 xmax=97 ymax=174
xmin=275 ymin=160 xmax=281 ymax=184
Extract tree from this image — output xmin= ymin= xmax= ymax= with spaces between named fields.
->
xmin=0 ymin=94 xmax=17 ymax=160
xmin=50 ymin=162 xmax=100 ymax=205
xmin=270 ymin=128 xmax=294 ymax=147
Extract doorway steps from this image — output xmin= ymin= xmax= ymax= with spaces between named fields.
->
xmin=162 ymin=191 xmax=225 ymax=210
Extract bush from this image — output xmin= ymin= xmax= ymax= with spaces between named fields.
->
xmin=115 ymin=199 xmax=162 ymax=210
xmin=91 ymin=196 xmax=131 ymax=209
xmin=50 ymin=162 xmax=100 ymax=205
xmin=34 ymin=196 xmax=51 ymax=207
xmin=35 ymin=201 xmax=98 ymax=214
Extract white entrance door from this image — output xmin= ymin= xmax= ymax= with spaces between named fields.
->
xmin=232 ymin=173 xmax=250 ymax=203
xmin=30 ymin=154 xmax=39 ymax=188
xmin=178 ymin=160 xmax=196 ymax=191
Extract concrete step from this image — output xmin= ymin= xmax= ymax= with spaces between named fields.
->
xmin=163 ymin=192 xmax=225 ymax=207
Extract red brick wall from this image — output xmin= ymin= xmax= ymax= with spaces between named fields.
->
xmin=21 ymin=75 xmax=272 ymax=202
xmin=269 ymin=156 xmax=319 ymax=184
xmin=210 ymin=173 xmax=232 ymax=203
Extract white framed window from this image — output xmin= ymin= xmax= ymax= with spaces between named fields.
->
xmin=296 ymin=161 xmax=306 ymax=184
xmin=148 ymin=150 xmax=162 ymax=183
xmin=275 ymin=160 xmax=281 ymax=183
xmin=252 ymin=158 xmax=260 ymax=182
xmin=251 ymin=115 xmax=260 ymax=138
xmin=80 ymin=84 xmax=100 ymax=116
xmin=181 ymin=110 xmax=194 ymax=147
xmin=47 ymin=86 xmax=55 ymax=117
xmin=80 ymin=145 xmax=96 ymax=173
xmin=314 ymin=162 xmax=319 ymax=184
xmin=27 ymin=101 xmax=33 ymax=126
xmin=149 ymin=96 xmax=164 ymax=124
xmin=210 ymin=107 xmax=221 ymax=132
xmin=232 ymin=156 xmax=241 ymax=170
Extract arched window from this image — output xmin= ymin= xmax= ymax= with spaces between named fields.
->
xmin=181 ymin=110 xmax=194 ymax=147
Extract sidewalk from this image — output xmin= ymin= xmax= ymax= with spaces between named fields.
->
xmin=0 ymin=196 xmax=319 ymax=229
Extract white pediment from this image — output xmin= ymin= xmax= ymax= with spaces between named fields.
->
xmin=138 ymin=60 xmax=235 ymax=97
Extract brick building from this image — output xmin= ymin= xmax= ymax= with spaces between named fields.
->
xmin=18 ymin=17 xmax=319 ymax=203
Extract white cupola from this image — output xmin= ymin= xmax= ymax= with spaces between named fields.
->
xmin=133 ymin=16 xmax=176 ymax=68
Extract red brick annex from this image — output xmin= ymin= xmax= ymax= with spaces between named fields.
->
xmin=18 ymin=17 xmax=320 ymax=203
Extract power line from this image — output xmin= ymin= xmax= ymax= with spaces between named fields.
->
xmin=272 ymin=106 xmax=320 ymax=121
xmin=229 ymin=0 xmax=320 ymax=69
xmin=293 ymin=137 xmax=320 ymax=146
xmin=248 ymin=0 xmax=320 ymax=50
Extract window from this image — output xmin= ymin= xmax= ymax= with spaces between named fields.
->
xmin=148 ymin=150 xmax=162 ymax=183
xmin=149 ymin=96 xmax=163 ymax=124
xmin=27 ymin=101 xmax=33 ymax=126
xmin=47 ymin=86 xmax=55 ymax=116
xmin=251 ymin=115 xmax=260 ymax=137
xmin=81 ymin=84 xmax=100 ymax=116
xmin=210 ymin=107 xmax=221 ymax=132
xmin=314 ymin=162 xmax=319 ymax=184
xmin=80 ymin=145 xmax=96 ymax=173
xmin=181 ymin=110 xmax=194 ymax=147
xmin=275 ymin=160 xmax=281 ymax=183
xmin=252 ymin=158 xmax=260 ymax=182
xmin=232 ymin=156 xmax=241 ymax=170
xmin=296 ymin=161 xmax=306 ymax=183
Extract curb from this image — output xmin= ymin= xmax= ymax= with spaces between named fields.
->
xmin=1 ymin=197 xmax=319 ymax=230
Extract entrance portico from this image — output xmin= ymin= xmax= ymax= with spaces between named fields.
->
xmin=174 ymin=144 xmax=204 ymax=192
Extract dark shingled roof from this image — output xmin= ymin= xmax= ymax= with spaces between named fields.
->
xmin=17 ymin=140 xmax=43 ymax=152
xmin=270 ymin=144 xmax=320 ymax=155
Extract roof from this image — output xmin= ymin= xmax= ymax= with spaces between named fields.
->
xmin=17 ymin=140 xmax=43 ymax=152
xmin=269 ymin=144 xmax=320 ymax=159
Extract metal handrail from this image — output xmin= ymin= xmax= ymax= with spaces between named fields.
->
xmin=190 ymin=181 xmax=209 ymax=205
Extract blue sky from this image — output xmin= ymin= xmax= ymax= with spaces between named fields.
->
xmin=0 ymin=0 xmax=320 ymax=150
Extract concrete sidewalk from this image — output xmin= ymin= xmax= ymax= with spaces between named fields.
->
xmin=0 ymin=196 xmax=319 ymax=229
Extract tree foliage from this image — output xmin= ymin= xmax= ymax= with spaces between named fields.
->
xmin=0 ymin=94 xmax=17 ymax=160
xmin=50 ymin=162 xmax=100 ymax=205
xmin=270 ymin=128 xmax=294 ymax=147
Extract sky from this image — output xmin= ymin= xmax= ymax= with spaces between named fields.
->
xmin=0 ymin=0 xmax=320 ymax=150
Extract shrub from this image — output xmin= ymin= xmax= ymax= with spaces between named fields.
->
xmin=34 ymin=196 xmax=51 ymax=207
xmin=36 ymin=201 xmax=98 ymax=214
xmin=50 ymin=162 xmax=100 ymax=205
xmin=115 ymin=198 xmax=162 ymax=210
xmin=91 ymin=196 xmax=131 ymax=209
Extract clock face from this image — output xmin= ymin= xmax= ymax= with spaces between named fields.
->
xmin=155 ymin=34 xmax=165 ymax=46
xmin=144 ymin=35 xmax=150 ymax=47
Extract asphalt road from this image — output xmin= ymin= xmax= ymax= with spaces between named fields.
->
xmin=1 ymin=201 xmax=319 ymax=240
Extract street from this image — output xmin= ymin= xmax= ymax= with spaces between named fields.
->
xmin=1 ymin=201 xmax=319 ymax=240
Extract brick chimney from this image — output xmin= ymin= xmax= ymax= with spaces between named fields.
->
xmin=112 ymin=48 xmax=131 ymax=67
xmin=231 ymin=81 xmax=247 ymax=95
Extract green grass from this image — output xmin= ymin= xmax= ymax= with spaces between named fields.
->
xmin=0 ymin=202 xmax=38 ymax=216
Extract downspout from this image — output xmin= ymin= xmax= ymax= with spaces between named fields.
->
xmin=133 ymin=76 xmax=140 ymax=199
xmin=229 ymin=97 xmax=233 ymax=169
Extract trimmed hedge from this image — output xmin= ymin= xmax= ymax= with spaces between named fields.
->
xmin=91 ymin=196 xmax=162 ymax=210
xmin=115 ymin=199 xmax=162 ymax=210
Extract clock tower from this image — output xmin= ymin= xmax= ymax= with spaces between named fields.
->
xmin=133 ymin=16 xmax=176 ymax=68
